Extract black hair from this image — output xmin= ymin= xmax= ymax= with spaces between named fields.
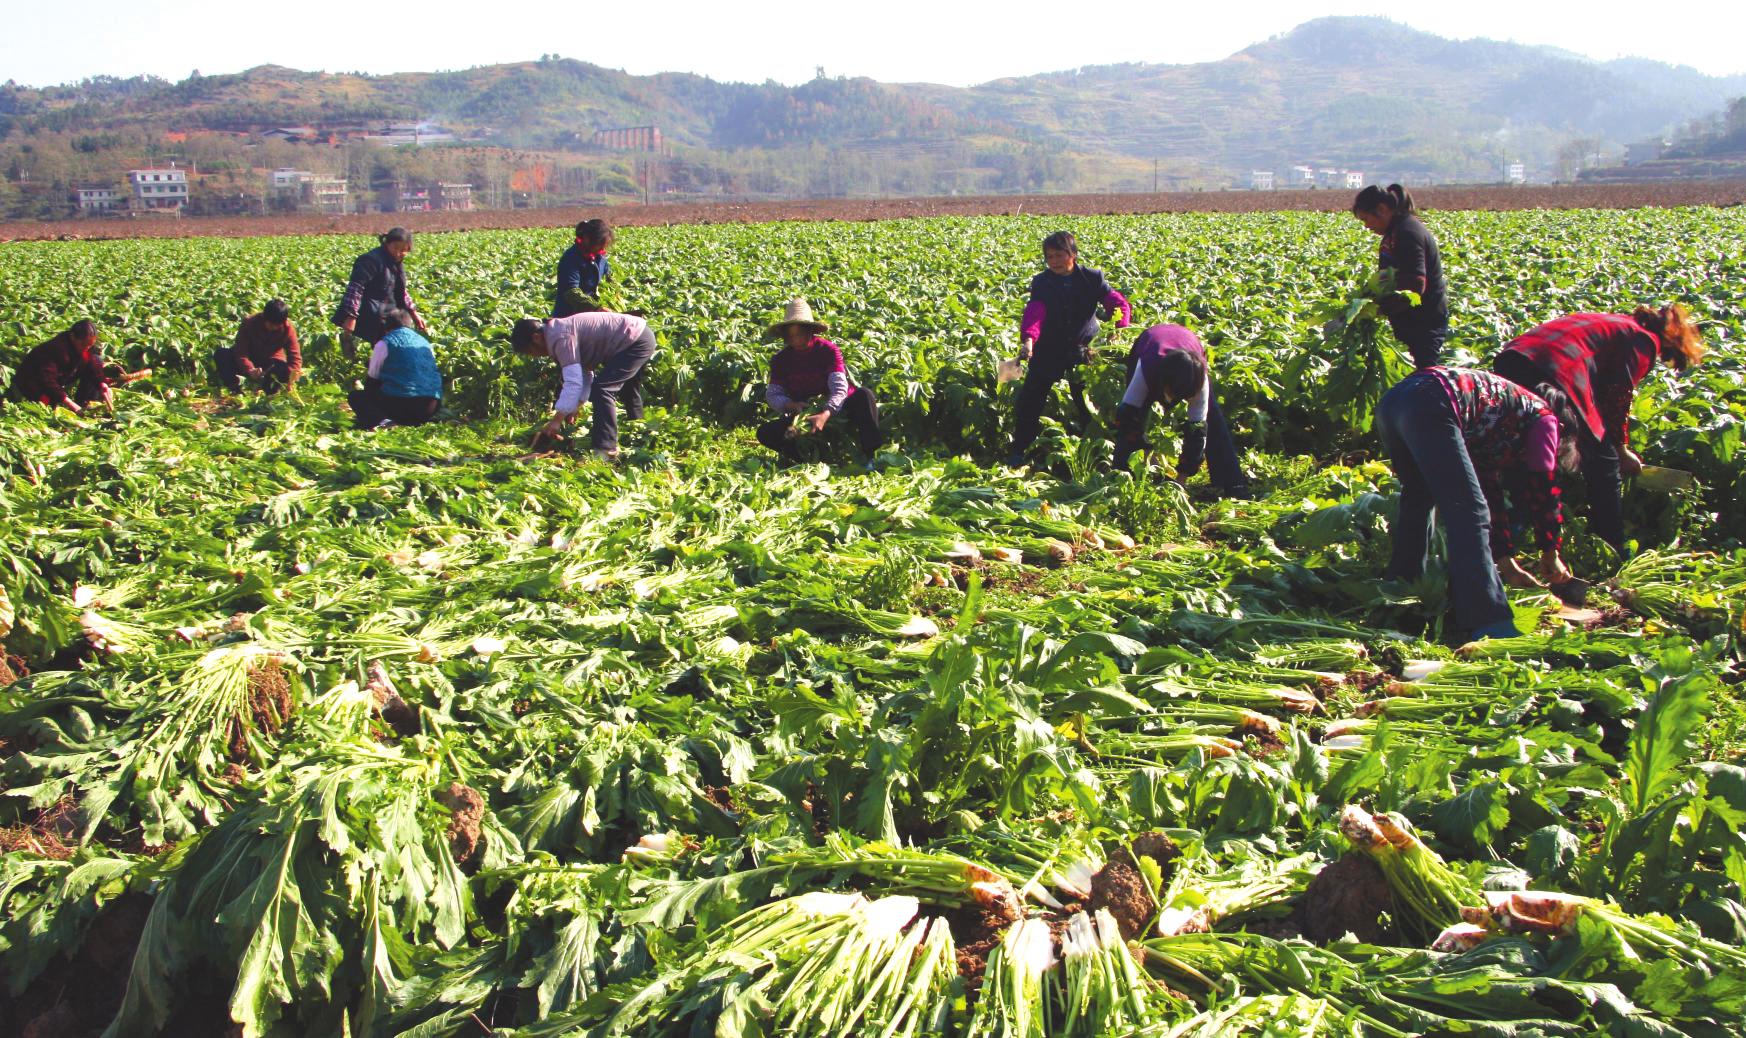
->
xmin=379 ymin=227 xmax=413 ymax=247
xmin=381 ymin=307 xmax=416 ymax=331
xmin=1534 ymin=382 xmax=1584 ymax=475
xmin=510 ymin=318 xmax=543 ymax=351
xmin=68 ymin=319 xmax=98 ymax=342
xmin=1156 ymin=349 xmax=1207 ymax=405
xmin=1041 ymin=230 xmax=1078 ymax=256
xmin=262 ymin=299 xmax=290 ymax=323
xmin=1352 ymin=184 xmax=1416 ymax=217
xmin=574 ymin=218 xmax=613 ymax=250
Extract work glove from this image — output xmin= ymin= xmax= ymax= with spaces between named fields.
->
xmin=1177 ymin=423 xmax=1207 ymax=481
xmin=1113 ymin=403 xmax=1147 ymax=471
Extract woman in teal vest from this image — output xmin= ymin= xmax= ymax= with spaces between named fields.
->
xmin=349 ymin=308 xmax=443 ymax=429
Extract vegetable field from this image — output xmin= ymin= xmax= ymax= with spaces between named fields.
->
xmin=2 ymin=207 xmax=1745 ymax=1037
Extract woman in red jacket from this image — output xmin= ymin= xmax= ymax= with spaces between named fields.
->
xmin=1492 ymin=304 xmax=1705 ymax=550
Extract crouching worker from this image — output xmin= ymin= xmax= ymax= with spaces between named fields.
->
xmin=8 ymin=319 xmax=149 ymax=413
xmin=511 ymin=306 xmax=656 ymax=460
xmin=1375 ymin=367 xmax=1578 ymax=643
xmin=348 ymin=308 xmax=442 ymax=429
xmin=1113 ymin=324 xmax=1250 ymax=498
xmin=755 ymin=298 xmax=882 ymax=463
xmin=217 ymin=298 xmax=301 ymax=394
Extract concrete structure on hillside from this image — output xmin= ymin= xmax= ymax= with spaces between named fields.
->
xmin=75 ymin=186 xmax=121 ymax=213
xmin=592 ymin=126 xmax=665 ymax=153
xmin=362 ymin=123 xmax=455 ymax=147
xmin=1249 ymin=170 xmax=1275 ymax=191
xmin=1287 ymin=165 xmax=1316 ymax=189
xmin=127 ymin=167 xmax=188 ymax=210
xmin=269 ymin=168 xmax=350 ymax=213
xmin=1505 ymin=162 xmax=1526 ymax=184
xmin=1625 ymin=139 xmax=1671 ymax=166
xmin=432 ymin=183 xmax=473 ymax=211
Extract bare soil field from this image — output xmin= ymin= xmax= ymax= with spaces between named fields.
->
xmin=6 ymin=181 xmax=1746 ymax=242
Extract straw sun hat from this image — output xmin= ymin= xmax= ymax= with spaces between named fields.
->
xmin=765 ymin=298 xmax=829 ymax=341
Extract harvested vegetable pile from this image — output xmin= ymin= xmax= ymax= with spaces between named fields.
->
xmin=1 ymin=208 xmax=1744 ymax=1036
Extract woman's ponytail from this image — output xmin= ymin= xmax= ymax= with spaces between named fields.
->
xmin=1633 ymin=303 xmax=1706 ymax=371
xmin=1534 ymin=381 xmax=1583 ymax=474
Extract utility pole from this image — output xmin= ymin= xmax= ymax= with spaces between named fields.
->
xmin=1153 ymin=158 xmax=1158 ymax=193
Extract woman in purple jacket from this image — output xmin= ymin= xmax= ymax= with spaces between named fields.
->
xmin=1114 ymin=324 xmax=1250 ymax=498
xmin=755 ymin=298 xmax=882 ymax=463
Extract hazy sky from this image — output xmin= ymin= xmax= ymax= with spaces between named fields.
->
xmin=6 ymin=0 xmax=1744 ymax=88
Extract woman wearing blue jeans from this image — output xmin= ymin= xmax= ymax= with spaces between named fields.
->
xmin=1375 ymin=367 xmax=1577 ymax=642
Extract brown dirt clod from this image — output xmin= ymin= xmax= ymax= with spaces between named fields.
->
xmin=367 ymin=661 xmax=420 ymax=738
xmin=943 ymin=905 xmax=1014 ymax=992
xmin=437 ymin=782 xmax=486 ymax=867
xmin=0 ymin=652 xmax=27 ymax=688
xmin=1087 ymin=857 xmax=1157 ymax=941
xmin=0 ymin=795 xmax=82 ymax=861
xmin=1294 ymin=853 xmax=1396 ymax=945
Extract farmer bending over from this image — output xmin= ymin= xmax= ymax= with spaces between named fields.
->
xmin=1492 ymin=305 xmax=1704 ymax=552
xmin=1375 ymin=367 xmax=1580 ymax=643
xmin=511 ymin=303 xmax=656 ymax=460
xmin=1113 ymin=324 xmax=1250 ymax=499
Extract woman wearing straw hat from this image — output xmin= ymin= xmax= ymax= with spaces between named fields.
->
xmin=756 ymin=298 xmax=883 ymax=464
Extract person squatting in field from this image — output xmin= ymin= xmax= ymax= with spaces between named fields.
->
xmin=554 ymin=218 xmax=614 ymax=318
xmin=512 ymin=303 xmax=657 ymax=459
xmin=1352 ymin=184 xmax=1447 ymax=369
xmin=334 ymin=227 xmax=425 ymax=360
xmin=1491 ymin=305 xmax=1705 ymax=552
xmin=348 ymin=308 xmax=443 ymax=430
xmin=1007 ymin=230 xmax=1130 ymax=466
xmin=755 ymin=298 xmax=883 ymax=464
xmin=215 ymin=299 xmax=301 ymax=394
xmin=1375 ymin=367 xmax=1581 ymax=642
xmin=6 ymin=319 xmax=149 ymax=413
xmin=1113 ymin=324 xmax=1252 ymax=499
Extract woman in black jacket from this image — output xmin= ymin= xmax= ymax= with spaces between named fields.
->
xmin=334 ymin=227 xmax=425 ymax=359
xmin=1352 ymin=184 xmax=1447 ymax=369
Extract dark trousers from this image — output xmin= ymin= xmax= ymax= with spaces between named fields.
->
xmin=349 ymin=386 xmax=439 ymax=429
xmin=1114 ymin=382 xmax=1249 ymax=493
xmin=1010 ymin=345 xmax=1092 ymax=454
xmin=589 ymin=326 xmax=656 ymax=451
xmin=756 ymin=387 xmax=883 ymax=461
xmin=1395 ymin=319 xmax=1447 ymax=370
xmin=1375 ymin=373 xmax=1517 ymax=639
xmin=215 ymin=348 xmax=290 ymax=394
xmin=1492 ymin=351 xmax=1625 ymax=549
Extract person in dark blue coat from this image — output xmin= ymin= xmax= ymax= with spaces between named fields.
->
xmin=554 ymin=219 xmax=614 ymax=317
xmin=1007 ymin=230 xmax=1130 ymax=466
xmin=348 ymin=308 xmax=443 ymax=429
xmin=334 ymin=227 xmax=425 ymax=360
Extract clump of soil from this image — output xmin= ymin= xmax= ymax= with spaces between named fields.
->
xmin=1344 ymin=670 xmax=1391 ymax=696
xmin=228 ymin=658 xmax=294 ymax=761
xmin=1087 ymin=858 xmax=1156 ymax=941
xmin=367 ymin=661 xmax=420 ymax=738
xmin=1082 ymin=833 xmax=1182 ymax=941
xmin=0 ymin=795 xmax=81 ymax=861
xmin=0 ymin=652 xmax=27 ymax=687
xmin=0 ymin=893 xmax=151 ymax=1038
xmin=1294 ymin=853 xmax=1396 ymax=945
xmin=943 ymin=903 xmax=1014 ymax=992
xmin=1231 ymin=715 xmax=1287 ymax=757
xmin=436 ymin=783 xmax=485 ymax=868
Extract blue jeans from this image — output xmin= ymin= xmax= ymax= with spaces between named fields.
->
xmin=1375 ymin=372 xmax=1518 ymax=639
